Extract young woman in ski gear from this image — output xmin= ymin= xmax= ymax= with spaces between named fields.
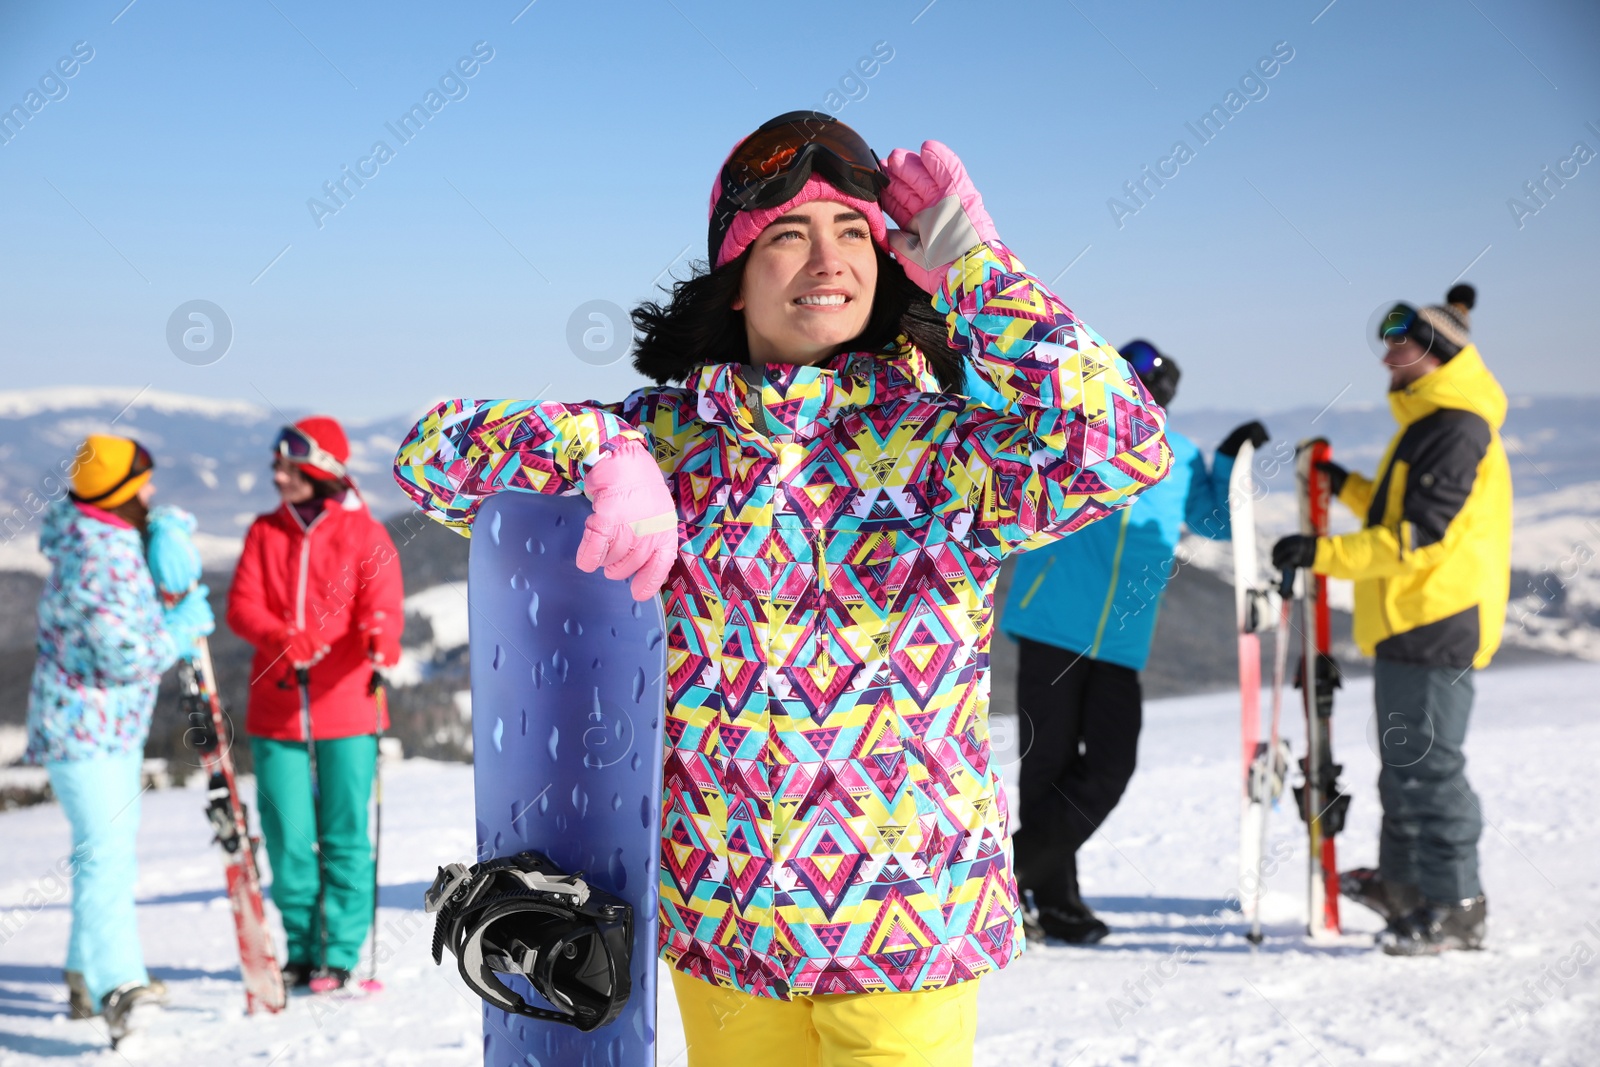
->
xmin=25 ymin=434 xmax=212 ymax=1034
xmin=226 ymin=416 xmax=404 ymax=988
xmin=1271 ymin=284 xmax=1507 ymax=955
xmin=395 ymin=111 xmax=1172 ymax=1063
xmin=974 ymin=341 xmax=1267 ymax=942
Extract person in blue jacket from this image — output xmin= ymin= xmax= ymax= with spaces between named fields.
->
xmin=970 ymin=340 xmax=1267 ymax=942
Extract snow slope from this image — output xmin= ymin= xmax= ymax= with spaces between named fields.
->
xmin=2 ymin=663 xmax=1598 ymax=1065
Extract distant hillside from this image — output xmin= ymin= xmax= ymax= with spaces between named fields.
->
xmin=2 ymin=387 xmax=1594 ymax=769
xmin=0 ymin=386 xmax=418 ymax=574
xmin=1173 ymin=394 xmax=1600 ymax=495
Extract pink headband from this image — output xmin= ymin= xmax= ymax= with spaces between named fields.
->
xmin=710 ymin=175 xmax=889 ymax=269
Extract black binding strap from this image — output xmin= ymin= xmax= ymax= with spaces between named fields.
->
xmin=425 ymin=851 xmax=632 ymax=1031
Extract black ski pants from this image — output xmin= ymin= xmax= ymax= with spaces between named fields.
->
xmin=1374 ymin=659 xmax=1483 ymax=902
xmin=1010 ymin=638 xmax=1142 ymax=910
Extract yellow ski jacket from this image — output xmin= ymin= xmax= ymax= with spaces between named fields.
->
xmin=1314 ymin=346 xmax=1512 ymax=670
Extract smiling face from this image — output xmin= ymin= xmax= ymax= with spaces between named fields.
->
xmin=733 ymin=199 xmax=878 ymax=368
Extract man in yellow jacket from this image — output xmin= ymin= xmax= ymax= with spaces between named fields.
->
xmin=1272 ymin=284 xmax=1510 ymax=956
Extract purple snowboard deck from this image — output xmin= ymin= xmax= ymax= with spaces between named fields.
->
xmin=467 ymin=492 xmax=666 ymax=1067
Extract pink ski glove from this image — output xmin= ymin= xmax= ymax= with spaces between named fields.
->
xmin=880 ymin=140 xmax=1000 ymax=294
xmin=576 ymin=441 xmax=677 ymax=601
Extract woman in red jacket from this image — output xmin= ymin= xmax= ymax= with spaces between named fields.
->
xmin=226 ymin=416 xmax=403 ymax=991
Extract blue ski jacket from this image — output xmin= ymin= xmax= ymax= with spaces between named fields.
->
xmin=998 ymin=428 xmax=1231 ymax=670
xmin=962 ymin=368 xmax=1230 ymax=670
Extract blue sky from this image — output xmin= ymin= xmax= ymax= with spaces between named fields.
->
xmin=2 ymin=0 xmax=1596 ymax=421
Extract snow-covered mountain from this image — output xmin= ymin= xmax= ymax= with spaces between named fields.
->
xmin=0 ymin=387 xmax=419 ymax=574
xmin=3 ymin=386 xmax=1597 ymax=664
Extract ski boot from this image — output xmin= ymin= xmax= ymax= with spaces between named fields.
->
xmin=64 ymin=970 xmax=96 ymax=1019
xmin=102 ymin=981 xmax=168 ymax=1048
xmin=309 ymin=967 xmax=352 ymax=994
xmin=1380 ymin=896 xmax=1487 ymax=956
xmin=1021 ymin=886 xmax=1110 ymax=945
xmin=1341 ymin=868 xmax=1423 ymax=923
xmin=1034 ymin=900 xmax=1110 ymax=945
xmin=281 ymin=961 xmax=316 ymax=991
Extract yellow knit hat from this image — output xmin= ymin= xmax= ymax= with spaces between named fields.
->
xmin=70 ymin=434 xmax=154 ymax=508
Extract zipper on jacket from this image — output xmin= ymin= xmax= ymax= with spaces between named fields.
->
xmin=1090 ymin=509 xmax=1132 ymax=657
xmin=290 ymin=507 xmax=328 ymax=744
xmin=1017 ymin=556 xmax=1055 ymax=610
xmin=812 ymin=522 xmax=830 ymax=670
xmin=294 ymin=510 xmax=327 ymax=630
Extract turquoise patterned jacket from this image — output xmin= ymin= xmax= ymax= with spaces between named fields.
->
xmin=25 ymin=500 xmax=178 ymax=764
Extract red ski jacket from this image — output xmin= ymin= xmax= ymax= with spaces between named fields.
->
xmin=226 ymin=495 xmax=403 ymax=741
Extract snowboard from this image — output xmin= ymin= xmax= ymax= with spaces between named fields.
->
xmin=179 ymin=639 xmax=287 ymax=1014
xmin=466 ymin=492 xmax=667 ymax=1066
xmin=1291 ymin=439 xmax=1350 ymax=939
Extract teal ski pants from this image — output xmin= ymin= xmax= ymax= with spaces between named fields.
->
xmin=45 ymin=753 xmax=149 ymax=1005
xmin=252 ymin=735 xmax=376 ymax=971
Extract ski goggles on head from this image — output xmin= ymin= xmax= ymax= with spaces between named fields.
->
xmin=273 ymin=425 xmax=347 ymax=479
xmin=708 ymin=111 xmax=887 ymax=263
xmin=72 ymin=441 xmax=155 ymax=506
xmin=1376 ymin=303 xmax=1419 ymax=346
xmin=1119 ymin=339 xmax=1180 ymax=406
xmin=1119 ymin=340 xmax=1166 ymax=379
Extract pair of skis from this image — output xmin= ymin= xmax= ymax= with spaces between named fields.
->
xmin=180 ymin=643 xmax=389 ymax=1012
xmin=179 ymin=641 xmax=287 ymax=1014
xmin=1232 ymin=438 xmax=1349 ymax=942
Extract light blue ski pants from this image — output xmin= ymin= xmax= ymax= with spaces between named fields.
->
xmin=45 ymin=753 xmax=149 ymax=1005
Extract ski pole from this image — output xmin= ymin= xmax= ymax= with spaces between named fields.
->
xmin=295 ymin=666 xmax=329 ymax=975
xmin=364 ymin=670 xmax=387 ymax=992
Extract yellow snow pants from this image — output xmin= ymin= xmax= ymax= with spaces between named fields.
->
xmin=671 ymin=970 xmax=979 ymax=1067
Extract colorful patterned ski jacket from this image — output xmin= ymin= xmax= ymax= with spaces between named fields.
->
xmin=394 ymin=242 xmax=1171 ymax=997
xmin=26 ymin=499 xmax=180 ymax=764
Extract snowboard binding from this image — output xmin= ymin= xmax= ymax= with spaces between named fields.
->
xmin=426 ymin=851 xmax=632 ymax=1031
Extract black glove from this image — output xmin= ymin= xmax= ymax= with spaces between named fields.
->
xmin=1317 ymin=459 xmax=1349 ymax=496
xmin=1271 ymin=534 xmax=1319 ymax=571
xmin=1217 ymin=420 xmax=1270 ymax=458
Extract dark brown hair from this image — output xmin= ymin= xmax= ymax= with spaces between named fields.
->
xmin=630 ymin=247 xmax=965 ymax=392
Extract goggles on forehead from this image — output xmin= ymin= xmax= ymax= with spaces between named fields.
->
xmin=1119 ymin=339 xmax=1180 ymax=406
xmin=274 ymin=425 xmax=347 ymax=479
xmin=1120 ymin=340 xmax=1165 ymax=379
xmin=74 ymin=441 xmax=155 ymax=506
xmin=708 ymin=111 xmax=887 ymax=263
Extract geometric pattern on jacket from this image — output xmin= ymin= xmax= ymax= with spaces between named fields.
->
xmin=394 ymin=242 xmax=1172 ymax=997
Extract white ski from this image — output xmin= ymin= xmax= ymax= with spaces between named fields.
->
xmin=1231 ymin=441 xmax=1268 ymax=937
xmin=1232 ymin=441 xmax=1292 ymax=942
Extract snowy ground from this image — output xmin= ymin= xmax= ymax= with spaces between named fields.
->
xmin=3 ymin=662 xmax=1598 ymax=1065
